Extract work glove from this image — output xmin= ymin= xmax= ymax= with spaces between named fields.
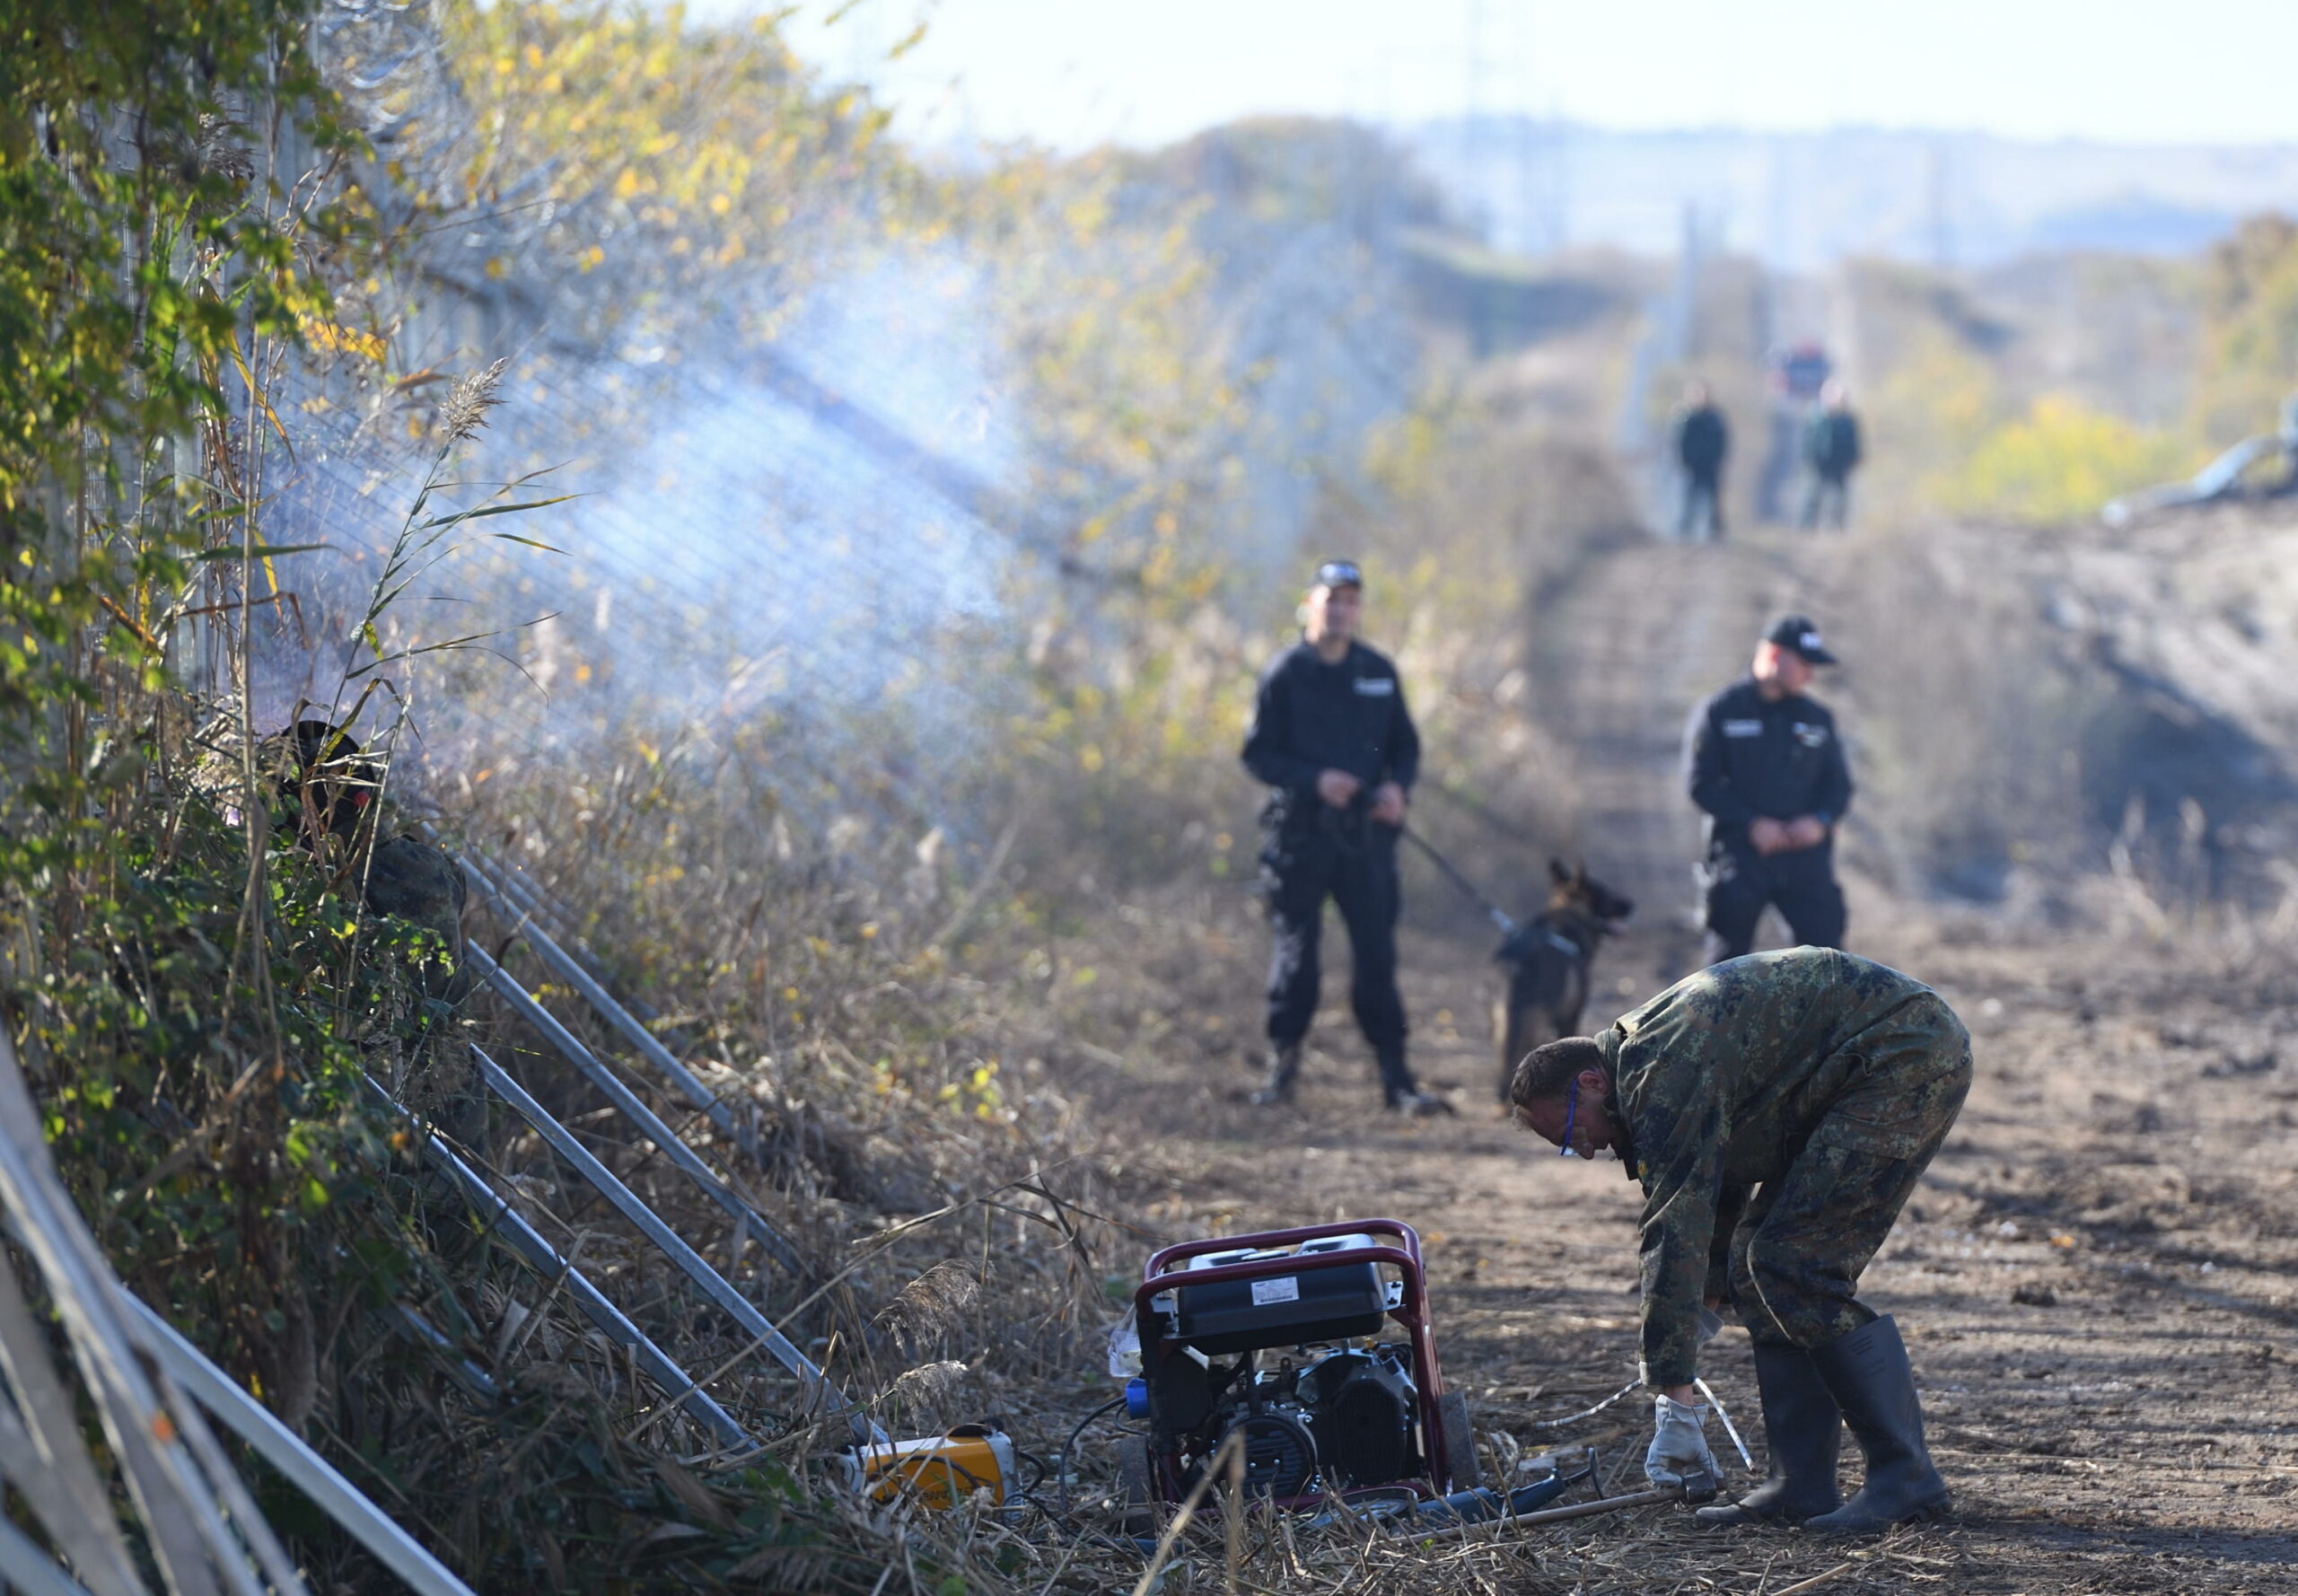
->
xmin=1645 ymin=1394 xmax=1719 ymax=1488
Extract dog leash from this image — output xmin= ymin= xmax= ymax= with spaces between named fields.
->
xmin=1400 ymin=825 xmax=1520 ymax=935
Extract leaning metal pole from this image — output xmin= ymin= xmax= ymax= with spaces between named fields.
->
xmin=457 ymin=852 xmax=768 ymax=1166
xmin=437 ymin=841 xmax=806 ymax=1276
xmin=463 ymin=943 xmax=803 ymax=1273
xmin=469 ymin=1046 xmax=842 ymax=1416
xmin=0 ymin=1031 xmax=305 ymax=1596
xmin=359 ymin=1076 xmax=753 ymax=1451
xmin=118 ymin=1295 xmax=479 ymax=1596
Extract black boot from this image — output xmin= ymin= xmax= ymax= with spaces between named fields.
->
xmin=1802 ymin=1316 xmax=1950 ymax=1532
xmin=1378 ymin=1049 xmax=1452 ymax=1116
xmin=1249 ymin=1041 xmax=1302 ymax=1106
xmin=1695 ymin=1345 xmax=1841 ymax=1527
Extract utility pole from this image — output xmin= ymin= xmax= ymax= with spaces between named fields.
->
xmin=1548 ymin=99 xmax=1569 ymax=252
xmin=1462 ymin=0 xmax=1488 ymax=239
xmin=1510 ymin=5 xmax=1537 ymax=256
xmin=1925 ymin=142 xmax=1953 ymax=272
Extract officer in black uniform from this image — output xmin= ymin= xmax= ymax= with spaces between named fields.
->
xmin=1685 ymin=614 xmax=1853 ymax=966
xmin=1241 ymin=560 xmax=1446 ymax=1114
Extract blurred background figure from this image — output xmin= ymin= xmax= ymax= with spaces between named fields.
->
xmin=1799 ymin=381 xmax=1864 ymax=531
xmin=1672 ymin=379 xmax=1730 ymax=543
xmin=2279 ymin=390 xmax=2298 ymax=495
xmin=1758 ymin=342 xmax=1831 ymax=525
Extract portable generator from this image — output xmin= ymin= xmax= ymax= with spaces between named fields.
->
xmin=1118 ymin=1219 xmax=1476 ymax=1513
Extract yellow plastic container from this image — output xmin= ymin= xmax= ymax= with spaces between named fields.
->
xmin=838 ymin=1425 xmax=1017 ymax=1510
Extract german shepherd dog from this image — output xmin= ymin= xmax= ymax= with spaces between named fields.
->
xmin=1492 ymin=861 xmax=1635 ymax=1103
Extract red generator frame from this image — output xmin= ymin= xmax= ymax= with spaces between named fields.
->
xmin=1130 ymin=1217 xmax=1467 ymax=1507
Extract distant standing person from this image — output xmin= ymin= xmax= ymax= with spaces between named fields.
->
xmin=1672 ymin=380 xmax=1731 ymax=543
xmin=1241 ymin=560 xmax=1448 ymax=1115
xmin=1685 ymin=615 xmax=1852 ymax=966
xmin=1799 ymin=381 xmax=1863 ymax=530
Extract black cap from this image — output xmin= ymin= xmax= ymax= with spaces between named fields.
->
xmin=1764 ymin=613 xmax=1838 ymax=665
xmin=1312 ymin=558 xmax=1364 ymax=590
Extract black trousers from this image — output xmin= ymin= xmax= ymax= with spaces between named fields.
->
xmin=1799 ymin=472 xmax=1851 ymax=530
xmin=1678 ymin=470 xmax=1724 ymax=543
xmin=1262 ymin=819 xmax=1408 ymax=1063
xmin=1700 ymin=843 xmax=1846 ymax=966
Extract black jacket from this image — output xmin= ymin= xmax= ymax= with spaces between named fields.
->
xmin=1674 ymin=404 xmax=1729 ymax=478
xmin=1683 ymin=677 xmax=1852 ymax=855
xmin=1802 ymin=409 xmax=1862 ymax=478
xmin=1242 ymin=640 xmax=1419 ymax=821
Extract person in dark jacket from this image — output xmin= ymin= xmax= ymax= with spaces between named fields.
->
xmin=1798 ymin=381 xmax=1863 ymax=530
xmin=1506 ymin=947 xmax=1969 ymax=1533
xmin=1685 ymin=615 xmax=1852 ymax=965
xmin=1672 ymin=379 xmax=1730 ymax=543
xmin=1241 ymin=560 xmax=1447 ymax=1114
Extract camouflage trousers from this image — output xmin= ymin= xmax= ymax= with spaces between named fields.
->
xmin=1724 ymin=995 xmax=1972 ymax=1351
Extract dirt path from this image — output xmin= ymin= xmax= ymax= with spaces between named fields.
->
xmin=1143 ymin=920 xmax=2298 ymax=1595
xmin=1076 ymin=532 xmax=2298 ymax=1593
xmin=1526 ymin=534 xmax=1793 ymax=969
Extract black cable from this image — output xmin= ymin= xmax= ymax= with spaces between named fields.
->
xmin=1053 ymin=1396 xmax=1127 ymax=1519
xmin=1012 ymin=1448 xmax=1051 ymax=1497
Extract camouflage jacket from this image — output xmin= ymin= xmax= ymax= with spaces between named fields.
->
xmin=1592 ymin=948 xmax=1963 ymax=1386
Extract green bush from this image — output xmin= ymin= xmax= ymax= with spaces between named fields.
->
xmin=1941 ymin=395 xmax=2193 ymax=523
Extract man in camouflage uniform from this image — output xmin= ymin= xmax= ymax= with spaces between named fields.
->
xmin=1508 ymin=947 xmax=1969 ymax=1532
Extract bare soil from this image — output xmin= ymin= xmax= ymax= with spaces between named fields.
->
xmin=1039 ymin=529 xmax=2298 ymax=1593
xmin=1089 ymin=917 xmax=2298 ymax=1594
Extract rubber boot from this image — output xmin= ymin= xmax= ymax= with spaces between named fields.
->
xmin=1378 ymin=1049 xmax=1452 ymax=1116
xmin=1248 ymin=1041 xmax=1302 ymax=1106
xmin=1695 ymin=1345 xmax=1841 ymax=1527
xmin=1802 ymin=1316 xmax=1951 ymax=1532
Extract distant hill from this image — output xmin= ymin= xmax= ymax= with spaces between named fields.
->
xmin=1403 ymin=120 xmax=2298 ymax=267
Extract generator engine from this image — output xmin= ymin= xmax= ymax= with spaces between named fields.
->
xmin=1193 ymin=1342 xmax=1420 ymax=1498
xmin=1125 ymin=1223 xmax=1473 ymax=1507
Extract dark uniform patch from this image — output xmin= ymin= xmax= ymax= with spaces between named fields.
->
xmin=1241 ymin=639 xmax=1419 ymax=1061
xmin=1593 ymin=948 xmax=1971 ymax=1387
xmin=1683 ymin=678 xmax=1854 ymax=962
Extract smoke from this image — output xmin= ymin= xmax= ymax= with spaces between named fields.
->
xmin=236 ymin=42 xmax=1434 ymax=857
xmin=248 ymin=247 xmax=1032 ymax=835
xmin=492 ymin=255 xmax=1021 ymax=724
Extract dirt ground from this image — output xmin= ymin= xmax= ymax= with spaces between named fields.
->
xmin=1039 ymin=530 xmax=2298 ymax=1593
xmin=1078 ymin=914 xmax=2298 ymax=1595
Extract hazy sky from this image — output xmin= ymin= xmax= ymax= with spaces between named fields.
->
xmin=717 ymin=0 xmax=2298 ymax=151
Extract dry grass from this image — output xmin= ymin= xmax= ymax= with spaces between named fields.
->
xmin=387 ymin=741 xmax=1162 ymax=1585
xmin=1080 ymin=1510 xmax=1957 ymax=1596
